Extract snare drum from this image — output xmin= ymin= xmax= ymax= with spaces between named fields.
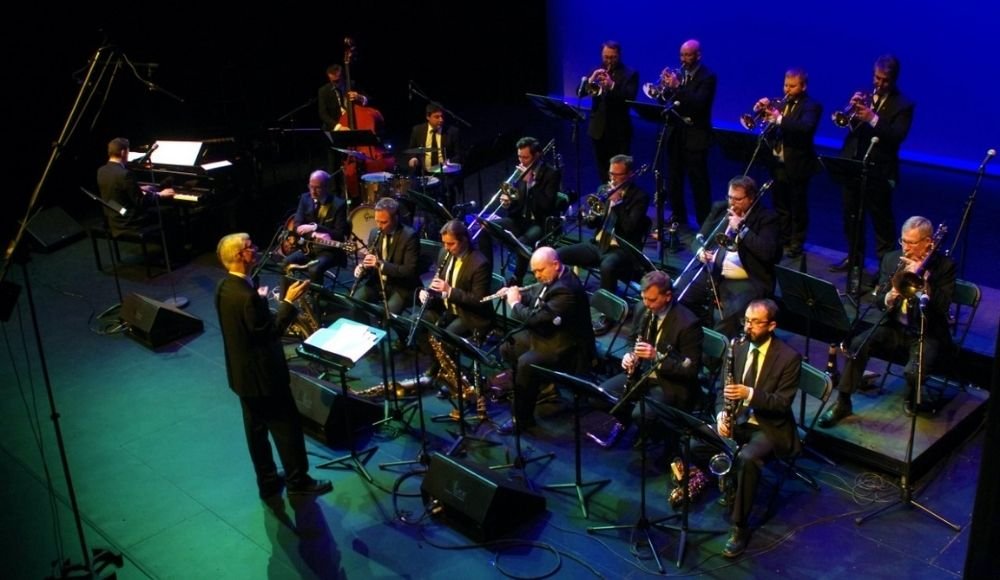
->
xmin=349 ymin=204 xmax=378 ymax=245
xmin=391 ymin=175 xmax=440 ymax=196
xmin=360 ymin=171 xmax=394 ymax=204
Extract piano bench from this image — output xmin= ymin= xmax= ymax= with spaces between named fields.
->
xmin=88 ymin=222 xmax=167 ymax=278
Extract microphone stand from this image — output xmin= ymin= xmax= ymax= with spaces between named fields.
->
xmin=143 ymin=155 xmax=188 ymax=308
xmin=79 ymin=187 xmax=127 ymax=320
xmin=846 ymin=141 xmax=877 ymax=310
xmin=947 ymin=154 xmax=993 ymax=279
xmin=854 ymin=300 xmax=961 ymax=532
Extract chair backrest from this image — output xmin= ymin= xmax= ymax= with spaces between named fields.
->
xmin=590 ymin=288 xmax=629 ymax=357
xmin=951 ymin=279 xmax=981 ymax=346
xmin=797 ymin=362 xmax=833 ymax=432
xmin=418 ymin=239 xmax=443 ymax=277
xmin=699 ymin=327 xmax=728 ymax=410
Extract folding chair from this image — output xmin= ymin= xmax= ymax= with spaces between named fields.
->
xmin=589 ymin=289 xmax=629 ymax=360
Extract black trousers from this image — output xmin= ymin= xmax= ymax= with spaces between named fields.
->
xmin=501 ymin=333 xmax=563 ymax=426
xmin=770 ymin=164 xmax=811 ymax=250
xmin=239 ymin=390 xmax=310 ymax=490
xmin=838 ymin=321 xmax=945 ymax=401
xmin=667 ymin=145 xmax=712 ymax=227
xmin=557 ymin=242 xmax=632 ymax=293
xmin=841 ymin=175 xmax=896 ymax=262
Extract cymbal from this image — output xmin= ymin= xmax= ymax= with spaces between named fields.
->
xmin=430 ymin=163 xmax=462 ymax=175
xmin=330 ymin=146 xmax=372 ymax=161
xmin=402 ymin=146 xmax=442 ymax=155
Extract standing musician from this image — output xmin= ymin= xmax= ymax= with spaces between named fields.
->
xmin=663 ymin=39 xmax=717 ymax=229
xmin=477 ymin=137 xmax=562 ymax=285
xmin=754 ymin=67 xmax=822 ymax=259
xmin=279 ymin=170 xmax=349 ymax=298
xmin=830 ymin=54 xmax=914 ymax=272
xmin=495 ymin=247 xmax=596 ymax=434
xmin=820 ymin=216 xmax=955 ymax=427
xmin=585 ymin=271 xmax=703 ymax=448
xmin=578 ymin=40 xmax=639 ymax=182
xmin=557 ymin=154 xmax=650 ymax=299
xmin=352 ymin=197 xmax=421 ymax=317
xmin=418 ymin=219 xmax=493 ymax=337
xmin=712 ymin=299 xmax=801 ymax=558
xmin=318 ymin=63 xmax=368 ymax=132
xmin=679 ymin=176 xmax=781 ymax=338
xmin=407 ymin=102 xmax=462 ymax=211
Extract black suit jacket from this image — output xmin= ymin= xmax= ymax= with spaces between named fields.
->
xmin=96 ymin=161 xmax=149 ymax=234
xmin=215 ymin=274 xmax=298 ymax=397
xmin=874 ymin=249 xmax=955 ymax=345
xmin=699 ymin=201 xmax=782 ymax=296
xmin=318 ymin=82 xmax=345 ymax=131
xmin=733 ymin=336 xmax=801 ymax=456
xmin=598 ymin=181 xmax=650 ymax=251
xmin=407 ymin=123 xmax=462 ymax=166
xmin=669 ymin=64 xmax=717 ymax=152
xmin=292 ymin=192 xmax=349 ymax=266
xmin=584 ymin=63 xmax=639 ymax=141
xmin=773 ymin=93 xmax=822 ymax=181
xmin=363 ymin=223 xmax=421 ymax=295
xmin=841 ymin=88 xmax=914 ymax=183
xmin=630 ymin=301 xmax=703 ymax=394
xmin=428 ymin=248 xmax=493 ymax=332
xmin=511 ymin=266 xmax=596 ymax=369
xmin=510 ymin=161 xmax=562 ymax=229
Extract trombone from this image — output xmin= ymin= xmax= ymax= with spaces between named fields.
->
xmin=470 ymin=138 xmax=555 ymax=241
xmin=739 ymin=96 xmax=785 ymax=131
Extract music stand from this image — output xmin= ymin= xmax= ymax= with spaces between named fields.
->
xmin=526 ymin=93 xmax=585 ymax=202
xmin=643 ymin=398 xmax=733 ymax=568
xmin=775 ymin=266 xmax=852 ymax=361
xmin=819 ymin=155 xmax=866 ymax=302
xmin=474 ymin=216 xmax=532 ymax=261
xmin=301 ymin=318 xmax=385 ymax=482
xmin=419 ymin=318 xmax=500 ymax=456
xmin=530 ymin=365 xmax=611 ymax=519
xmin=406 ymin=188 xmax=453 ymax=224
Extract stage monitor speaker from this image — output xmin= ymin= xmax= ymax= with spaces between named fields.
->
xmin=288 ymin=370 xmax=382 ymax=446
xmin=421 ymin=452 xmax=547 ymax=541
xmin=121 ymin=293 xmax=203 ymax=348
xmin=26 ymin=206 xmax=85 ymax=252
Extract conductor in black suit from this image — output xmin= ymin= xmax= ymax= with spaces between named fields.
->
xmin=754 ymin=68 xmax=822 ymax=258
xmin=680 ymin=176 xmax=782 ymax=337
xmin=478 ymin=136 xmax=562 ymax=284
xmin=586 ymin=271 xmax=704 ymax=448
xmin=830 ymin=54 xmax=915 ymax=272
xmin=664 ymin=39 xmax=717 ymax=228
xmin=279 ymin=169 xmax=349 ymax=298
xmin=406 ymin=102 xmax=463 ymax=210
xmin=578 ymin=40 xmax=639 ymax=182
xmin=716 ymin=299 xmax=801 ymax=558
xmin=353 ymin=196 xmax=421 ymax=315
xmin=215 ymin=233 xmax=332 ymax=498
xmin=496 ymin=247 xmax=596 ymax=434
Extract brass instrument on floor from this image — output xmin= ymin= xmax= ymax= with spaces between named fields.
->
xmin=739 ymin=96 xmax=784 ymax=131
xmin=891 ymin=224 xmax=948 ymax=299
xmin=832 ymin=91 xmax=870 ymax=128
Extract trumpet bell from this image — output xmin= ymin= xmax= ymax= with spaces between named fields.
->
xmin=831 ymin=110 xmax=851 ymax=128
xmin=642 ymin=82 xmax=663 ymax=100
xmin=714 ymin=232 xmax=738 ymax=251
xmin=739 ymin=112 xmax=759 ymax=131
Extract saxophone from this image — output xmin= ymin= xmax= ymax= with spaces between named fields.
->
xmin=709 ymin=333 xmax=746 ymax=503
xmin=428 ymin=335 xmax=475 ymax=419
xmin=287 ymin=294 xmax=320 ymax=340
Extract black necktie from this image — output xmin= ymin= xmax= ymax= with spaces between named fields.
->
xmin=430 ymin=131 xmax=439 ymax=167
xmin=744 ymin=348 xmax=759 ymax=390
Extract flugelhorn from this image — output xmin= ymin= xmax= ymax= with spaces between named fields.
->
xmin=832 ymin=91 xmax=870 ymax=128
xmin=739 ymin=96 xmax=784 ymax=131
xmin=642 ymin=67 xmax=682 ymax=101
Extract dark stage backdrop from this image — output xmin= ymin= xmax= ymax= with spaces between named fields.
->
xmin=548 ymin=0 xmax=999 ymax=174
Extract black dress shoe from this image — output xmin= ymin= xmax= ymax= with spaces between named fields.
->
xmin=818 ymin=399 xmax=852 ymax=428
xmin=258 ymin=475 xmax=286 ymax=499
xmin=288 ymin=478 xmax=333 ymax=496
xmin=828 ymin=257 xmax=851 ymax=272
xmin=722 ymin=526 xmax=750 ymax=558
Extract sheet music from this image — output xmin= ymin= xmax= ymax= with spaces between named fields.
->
xmin=304 ymin=318 xmax=385 ymax=364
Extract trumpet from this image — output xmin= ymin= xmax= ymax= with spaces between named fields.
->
xmin=583 ymin=67 xmax=610 ymax=97
xmin=832 ymin=91 xmax=870 ymax=128
xmin=479 ymin=282 xmax=541 ymax=302
xmin=739 ymin=96 xmax=784 ymax=131
xmin=642 ymin=67 xmax=682 ymax=101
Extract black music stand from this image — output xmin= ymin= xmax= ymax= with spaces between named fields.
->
xmin=643 ymin=398 xmax=733 ymax=568
xmin=775 ymin=266 xmax=852 ymax=361
xmin=419 ymin=318 xmax=500 ymax=456
xmin=530 ymin=366 xmax=611 ymax=519
xmin=301 ymin=318 xmax=385 ymax=483
xmin=819 ymin=155 xmax=866 ymax=302
xmin=474 ymin=216 xmax=533 ymax=261
xmin=327 ymin=131 xmax=384 ymax=207
xmin=526 ymin=93 xmax=585 ymax=200
xmin=406 ymin=188 xmax=453 ymax=225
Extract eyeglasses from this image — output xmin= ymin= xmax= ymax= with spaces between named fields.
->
xmin=741 ymin=318 xmax=771 ymax=327
xmin=727 ymin=195 xmax=748 ymax=202
xmin=899 ymin=237 xmax=928 ymax=246
xmin=608 ymin=171 xmax=628 ymax=177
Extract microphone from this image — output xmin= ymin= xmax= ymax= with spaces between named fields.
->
xmin=978 ymin=148 xmax=996 ymax=173
xmin=451 ymin=200 xmax=477 ymax=213
xmin=694 ymin=233 xmax=706 ymax=245
xmin=916 ymin=291 xmax=930 ymax=309
xmin=553 ymin=316 xmax=562 ymax=327
xmin=657 ymin=344 xmax=693 ymax=368
xmin=577 ymin=76 xmax=589 ymax=97
xmin=135 ymin=143 xmax=159 ymax=166
xmin=863 ymin=136 xmax=879 ymax=164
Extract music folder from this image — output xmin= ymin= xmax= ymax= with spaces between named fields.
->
xmin=303 ymin=318 xmax=385 ymax=367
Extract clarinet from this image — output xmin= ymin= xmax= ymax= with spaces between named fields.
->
xmin=350 ymin=229 xmax=382 ymax=296
xmin=622 ymin=309 xmax=655 ymax=398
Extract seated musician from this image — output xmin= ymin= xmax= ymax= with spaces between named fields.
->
xmin=586 ymin=271 xmax=703 ymax=448
xmin=352 ymin=197 xmax=421 ymax=316
xmin=557 ymin=153 xmax=650 ymax=301
xmin=819 ymin=216 xmax=955 ymax=427
xmin=406 ymin=102 xmax=462 ymax=211
xmin=280 ymin=170 xmax=349 ymax=298
xmin=705 ymin=299 xmax=801 ymax=558
xmin=495 ymin=247 xmax=595 ymax=435
xmin=679 ymin=175 xmax=781 ymax=338
xmin=97 ymin=137 xmax=176 ymax=236
xmin=477 ymin=137 xmax=561 ymax=285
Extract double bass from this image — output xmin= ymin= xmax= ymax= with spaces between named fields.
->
xmin=338 ymin=37 xmax=394 ymax=201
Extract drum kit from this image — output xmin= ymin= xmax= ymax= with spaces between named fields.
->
xmin=348 ymin=145 xmax=462 ymax=241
